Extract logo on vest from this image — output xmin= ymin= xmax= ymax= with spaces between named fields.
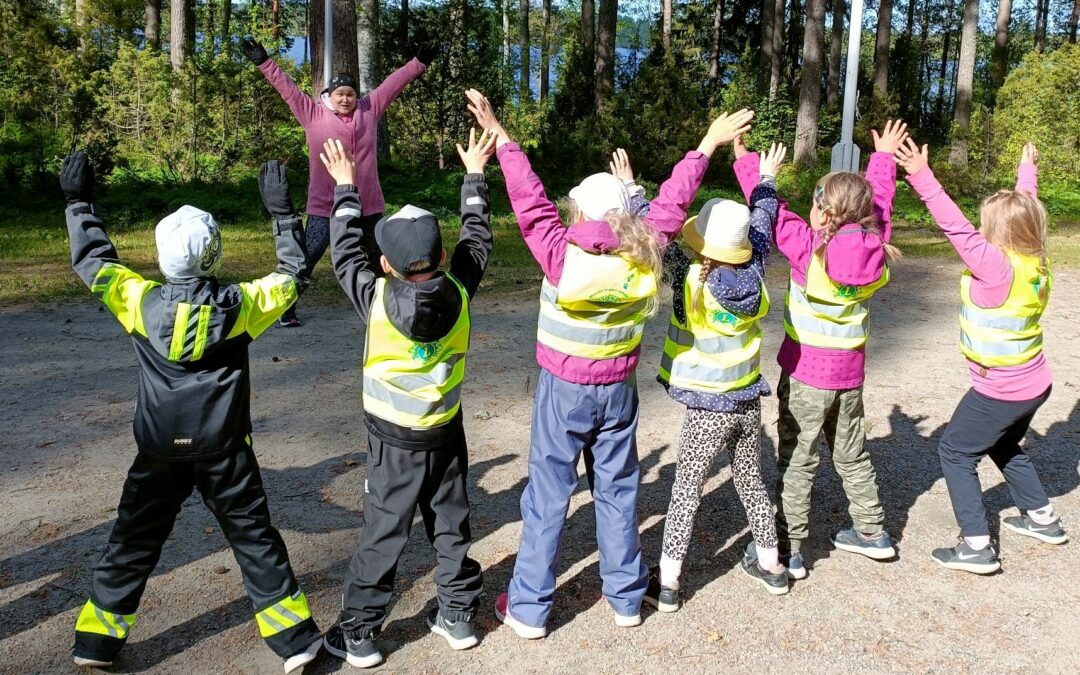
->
xmin=410 ymin=341 xmax=441 ymax=363
xmin=834 ymin=284 xmax=859 ymax=299
xmin=712 ymin=310 xmax=737 ymax=326
xmin=588 ymin=288 xmax=631 ymax=303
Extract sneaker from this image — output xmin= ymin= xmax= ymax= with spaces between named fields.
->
xmin=931 ymin=539 xmax=1001 ymax=575
xmin=740 ymin=549 xmax=789 ymax=596
xmin=494 ymin=592 xmax=547 ymax=639
xmin=278 ymin=313 xmax=301 ymax=328
xmin=283 ymin=637 xmax=322 ymax=674
xmin=832 ymin=528 xmax=896 ymax=560
xmin=782 ymin=551 xmax=808 ymax=580
xmin=642 ymin=566 xmax=680 ymax=613
xmin=323 ymin=622 xmax=383 ymax=669
xmin=612 ymin=610 xmax=642 ymax=627
xmin=427 ymin=607 xmax=478 ymax=651
xmin=73 ymin=656 xmax=113 ymax=668
xmin=1002 ymin=514 xmax=1069 ymax=545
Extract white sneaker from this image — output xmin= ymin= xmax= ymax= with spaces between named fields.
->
xmin=494 ymin=592 xmax=547 ymax=639
xmin=283 ymin=637 xmax=322 ymax=674
xmin=74 ymin=656 xmax=113 ymax=668
xmin=612 ymin=611 xmax=642 ymax=627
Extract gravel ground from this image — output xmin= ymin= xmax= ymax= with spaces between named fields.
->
xmin=1 ymin=257 xmax=1078 ymax=674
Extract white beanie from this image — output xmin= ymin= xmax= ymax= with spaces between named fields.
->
xmin=568 ymin=173 xmax=632 ymax=221
xmin=681 ymin=198 xmax=752 ymax=264
xmin=155 ymin=205 xmax=222 ymax=279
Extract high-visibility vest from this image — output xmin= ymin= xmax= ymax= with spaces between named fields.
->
xmin=659 ymin=263 xmax=770 ymax=393
xmin=536 ymin=244 xmax=657 ymax=360
xmin=783 ymin=249 xmax=889 ymax=350
xmin=362 ymin=275 xmax=470 ymax=429
xmin=959 ymin=250 xmax=1050 ymax=368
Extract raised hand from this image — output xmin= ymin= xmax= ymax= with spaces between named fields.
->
xmin=319 ymin=139 xmax=356 ymax=186
xmin=871 ymin=119 xmax=909 ymax=154
xmin=259 ymin=161 xmax=295 ymax=218
xmin=699 ymin=109 xmax=755 ymax=157
xmin=1020 ymin=142 xmax=1039 ymax=166
xmin=759 ymin=142 xmax=788 ymax=177
xmin=609 ymin=148 xmax=635 ymax=184
xmin=465 ymin=89 xmax=511 ymax=146
xmin=894 ymin=137 xmax=930 ymax=175
xmin=415 ymin=42 xmax=440 ymax=67
xmin=240 ymin=37 xmax=269 ymax=66
xmin=456 ymin=128 xmax=498 ymax=174
xmin=60 ymin=151 xmax=95 ymax=204
xmin=733 ymin=135 xmax=749 ymax=160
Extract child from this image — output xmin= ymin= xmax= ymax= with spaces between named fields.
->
xmin=646 ymin=142 xmax=790 ymax=608
xmin=734 ymin=120 xmax=909 ymax=577
xmin=319 ymin=130 xmax=495 ymax=667
xmin=62 ymin=153 xmax=321 ymax=672
xmin=895 ymin=139 xmax=1067 ymax=574
xmin=466 ymin=88 xmax=753 ymax=635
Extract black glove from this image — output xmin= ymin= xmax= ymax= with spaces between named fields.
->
xmin=415 ymin=42 xmax=440 ymax=67
xmin=241 ymin=37 xmax=269 ymax=66
xmin=60 ymin=151 xmax=94 ymax=204
xmin=259 ymin=161 xmax=295 ymax=219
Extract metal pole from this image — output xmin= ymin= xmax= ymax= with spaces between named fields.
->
xmin=323 ymin=0 xmax=333 ymax=89
xmin=831 ymin=0 xmax=864 ymax=172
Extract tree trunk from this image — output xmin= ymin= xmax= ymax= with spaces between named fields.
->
xmin=662 ymin=0 xmax=672 ymax=50
xmin=520 ymin=0 xmax=531 ymax=101
xmin=311 ymin=0 xmax=360 ymax=90
xmin=206 ymin=0 xmax=216 ymax=57
xmin=399 ymin=0 xmax=409 ymax=46
xmin=170 ymin=0 xmax=195 ymax=70
xmin=917 ymin=0 xmax=931 ymax=124
xmin=502 ymin=0 xmax=511 ymax=64
xmin=582 ymin=0 xmax=595 ymax=59
xmin=220 ymin=0 xmax=232 ymax=57
xmin=710 ymin=0 xmax=723 ymax=87
xmin=595 ymin=0 xmax=617 ymax=111
xmin=75 ymin=0 xmax=87 ymax=50
xmin=145 ymin=0 xmax=160 ymax=50
xmin=769 ymin=0 xmax=784 ymax=98
xmin=827 ymin=0 xmax=844 ymax=106
xmin=905 ymin=0 xmax=915 ymax=35
xmin=872 ymin=0 xmax=892 ymax=100
xmin=540 ymin=0 xmax=552 ymax=100
xmin=794 ymin=0 xmax=826 ymax=165
xmin=991 ymin=0 xmax=1011 ymax=92
xmin=1071 ymin=0 xmax=1079 ymax=43
xmin=786 ymin=0 xmax=803 ymax=87
xmin=273 ymin=0 xmax=281 ymax=39
xmin=760 ymin=0 xmax=775 ymax=94
xmin=934 ymin=5 xmax=952 ymax=125
xmin=449 ymin=0 xmax=466 ymax=82
xmin=949 ymin=0 xmax=978 ymax=165
xmin=1034 ymin=0 xmax=1046 ymax=52
xmin=356 ymin=0 xmax=379 ymax=93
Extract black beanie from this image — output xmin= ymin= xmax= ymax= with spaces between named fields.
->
xmin=328 ymin=73 xmax=357 ymax=94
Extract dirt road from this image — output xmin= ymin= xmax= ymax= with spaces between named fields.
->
xmin=2 ymin=257 xmax=1078 ymax=674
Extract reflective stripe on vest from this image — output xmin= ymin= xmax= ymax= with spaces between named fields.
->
xmin=958 ymin=250 xmax=1050 ymax=367
xmin=783 ymin=254 xmax=888 ymax=350
xmin=254 ymin=590 xmax=312 ymax=638
xmin=536 ymin=246 xmax=657 ymax=360
xmin=75 ymin=599 xmax=136 ymax=640
xmin=362 ymin=275 xmax=470 ymax=429
xmin=658 ymin=264 xmax=770 ymax=393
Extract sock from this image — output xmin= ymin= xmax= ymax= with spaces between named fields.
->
xmin=659 ymin=553 xmax=682 ymax=590
xmin=964 ymin=535 xmax=991 ymax=551
xmin=1027 ymin=504 xmax=1057 ymax=525
xmin=757 ymin=546 xmax=780 ymax=571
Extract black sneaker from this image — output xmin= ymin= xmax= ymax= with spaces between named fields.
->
xmin=278 ymin=310 xmax=301 ymax=328
xmin=426 ymin=607 xmax=478 ymax=650
xmin=642 ymin=566 xmax=679 ymax=613
xmin=931 ymin=539 xmax=1001 ymax=575
xmin=1002 ymin=514 xmax=1069 ymax=545
xmin=741 ymin=544 xmax=789 ymax=595
xmin=323 ymin=621 xmax=383 ymax=668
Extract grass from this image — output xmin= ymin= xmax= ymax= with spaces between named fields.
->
xmin=3 ymin=161 xmax=1080 ymax=305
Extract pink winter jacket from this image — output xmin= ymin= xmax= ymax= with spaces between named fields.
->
xmin=258 ymin=58 xmax=426 ymax=218
xmin=734 ymin=151 xmax=897 ymax=390
xmin=907 ymin=164 xmax=1052 ymax=402
xmin=497 ymin=142 xmax=709 ymax=385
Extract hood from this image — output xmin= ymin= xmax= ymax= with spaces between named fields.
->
xmin=820 ymin=224 xmax=887 ymax=286
xmin=382 ymin=273 xmax=463 ymax=343
xmin=708 ymin=265 xmax=763 ymax=316
xmin=567 ymin=220 xmax=621 ymax=254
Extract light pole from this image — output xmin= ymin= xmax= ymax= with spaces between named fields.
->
xmin=323 ymin=0 xmax=333 ymax=89
xmin=831 ymin=0 xmax=864 ymax=172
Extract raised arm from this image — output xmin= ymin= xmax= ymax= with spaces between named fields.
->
xmin=243 ymin=39 xmax=318 ymax=125
xmin=867 ymin=119 xmax=908 ymax=241
xmin=321 ymin=140 xmax=378 ymax=323
xmin=449 ymin=128 xmax=496 ymax=299
xmin=734 ymin=145 xmax=813 ymax=272
xmin=610 ymin=148 xmax=651 ymax=216
xmin=747 ymin=142 xmax=786 ymax=265
xmin=367 ymin=52 xmax=430 ymax=119
xmin=1016 ymin=143 xmax=1039 ymax=198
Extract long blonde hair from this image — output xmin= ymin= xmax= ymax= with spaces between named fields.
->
xmin=980 ymin=189 xmax=1050 ymax=299
xmin=814 ymin=172 xmax=903 ymax=262
xmin=692 ymin=256 xmax=738 ymax=313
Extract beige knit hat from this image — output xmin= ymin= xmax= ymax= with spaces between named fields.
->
xmin=681 ymin=198 xmax=752 ymax=264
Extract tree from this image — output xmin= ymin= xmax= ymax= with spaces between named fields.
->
xmin=1070 ymin=0 xmax=1079 ymax=43
xmin=595 ymin=0 xmax=616 ymax=111
xmin=540 ymin=0 xmax=552 ymax=100
xmin=769 ymin=0 xmax=784 ymax=98
xmin=872 ymin=0 xmax=893 ymax=100
xmin=827 ymin=0 xmax=844 ymax=106
xmin=1034 ymin=0 xmax=1047 ymax=52
xmin=991 ymin=0 xmax=1012 ymax=93
xmin=311 ymin=0 xmax=359 ymax=90
xmin=662 ymin=0 xmax=672 ymax=50
xmin=356 ymin=0 xmax=379 ymax=93
xmin=219 ymin=0 xmax=231 ymax=57
xmin=582 ymin=0 xmax=595 ymax=62
xmin=794 ymin=0 xmax=826 ymax=164
xmin=502 ymin=0 xmax=510 ymax=64
xmin=170 ymin=0 xmax=195 ymax=71
xmin=520 ymin=0 xmax=531 ymax=100
xmin=950 ymin=0 xmax=978 ymax=165
xmin=145 ymin=0 xmax=160 ymax=50
xmin=709 ymin=0 xmax=723 ymax=87
xmin=786 ymin=0 xmax=804 ymax=86
xmin=760 ymin=0 xmax=775 ymax=93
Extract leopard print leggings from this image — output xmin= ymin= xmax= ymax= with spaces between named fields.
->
xmin=661 ymin=400 xmax=779 ymax=563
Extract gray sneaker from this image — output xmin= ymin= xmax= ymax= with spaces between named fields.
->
xmin=323 ymin=621 xmax=383 ymax=668
xmin=643 ymin=566 xmax=680 ymax=613
xmin=1002 ymin=514 xmax=1068 ymax=545
xmin=931 ymin=539 xmax=1001 ymax=575
xmin=741 ymin=544 xmax=789 ymax=595
xmin=782 ymin=551 xmax=808 ymax=580
xmin=426 ymin=607 xmax=478 ymax=650
xmin=833 ymin=528 xmax=896 ymax=560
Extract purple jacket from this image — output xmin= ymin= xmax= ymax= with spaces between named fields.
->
xmin=496 ymin=142 xmax=709 ymax=385
xmin=259 ymin=58 xmax=426 ymax=218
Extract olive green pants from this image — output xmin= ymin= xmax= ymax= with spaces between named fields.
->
xmin=775 ymin=373 xmax=885 ymax=552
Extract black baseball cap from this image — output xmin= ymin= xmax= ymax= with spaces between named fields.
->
xmin=375 ymin=205 xmax=442 ymax=275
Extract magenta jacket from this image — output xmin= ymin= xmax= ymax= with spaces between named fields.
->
xmin=258 ymin=58 xmax=426 ymax=218
xmin=735 ymin=151 xmax=897 ymax=390
xmin=496 ymin=142 xmax=709 ymax=385
xmin=907 ymin=164 xmax=1052 ymax=402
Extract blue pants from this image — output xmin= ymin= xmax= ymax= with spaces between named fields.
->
xmin=508 ymin=369 xmax=648 ymax=627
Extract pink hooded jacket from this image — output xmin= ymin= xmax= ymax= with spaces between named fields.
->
xmin=258 ymin=58 xmax=426 ymax=218
xmin=497 ymin=142 xmax=709 ymax=385
xmin=734 ymin=151 xmax=898 ymax=390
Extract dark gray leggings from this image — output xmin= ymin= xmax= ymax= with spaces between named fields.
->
xmin=283 ymin=212 xmax=382 ymax=319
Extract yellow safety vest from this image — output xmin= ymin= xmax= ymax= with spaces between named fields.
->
xmin=959 ymin=250 xmax=1050 ymax=368
xmin=659 ymin=263 xmax=770 ymax=393
xmin=536 ymin=245 xmax=657 ymax=360
xmin=784 ymin=251 xmax=889 ymax=350
xmin=362 ymin=275 xmax=470 ymax=429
